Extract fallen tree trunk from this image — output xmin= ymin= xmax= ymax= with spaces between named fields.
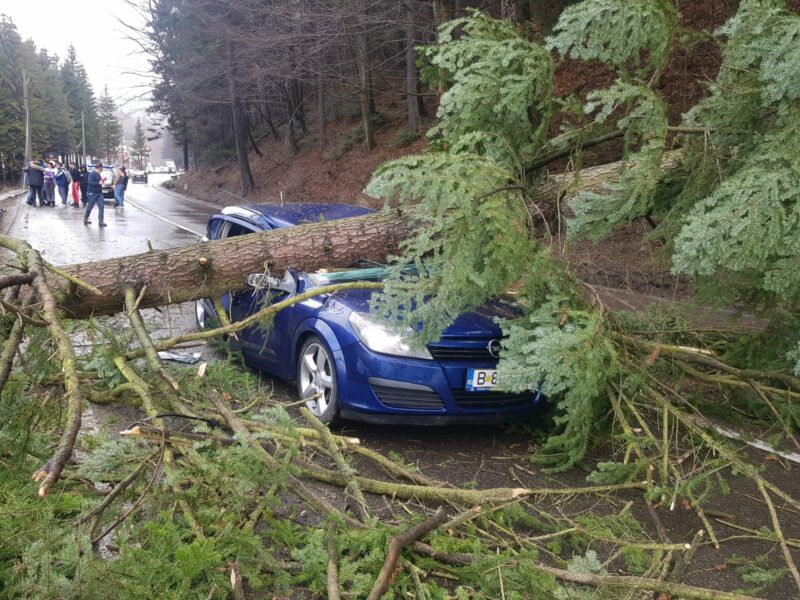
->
xmin=47 ymin=211 xmax=413 ymax=318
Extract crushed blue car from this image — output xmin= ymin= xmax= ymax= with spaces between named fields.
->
xmin=196 ymin=203 xmax=544 ymax=425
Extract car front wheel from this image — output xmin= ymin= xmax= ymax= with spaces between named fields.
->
xmin=297 ymin=336 xmax=338 ymax=423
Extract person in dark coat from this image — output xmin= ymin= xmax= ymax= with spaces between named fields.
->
xmin=79 ymin=166 xmax=88 ymax=206
xmin=83 ymin=161 xmax=107 ymax=227
xmin=25 ymin=160 xmax=45 ymax=207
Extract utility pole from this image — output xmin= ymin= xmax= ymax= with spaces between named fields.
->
xmin=22 ymin=68 xmax=31 ymax=187
xmin=81 ymin=111 xmax=86 ymax=165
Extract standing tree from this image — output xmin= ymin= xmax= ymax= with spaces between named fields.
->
xmin=61 ymin=44 xmax=100 ymax=162
xmin=97 ymin=85 xmax=122 ymax=162
xmin=131 ymin=117 xmax=147 ymax=169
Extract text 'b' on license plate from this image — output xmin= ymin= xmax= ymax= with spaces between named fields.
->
xmin=466 ymin=369 xmax=497 ymax=391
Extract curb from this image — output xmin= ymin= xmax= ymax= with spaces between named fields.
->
xmin=0 ymin=189 xmax=26 ymax=202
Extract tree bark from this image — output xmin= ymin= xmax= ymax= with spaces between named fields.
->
xmin=50 ymin=211 xmax=413 ymax=319
xmin=226 ymin=42 xmax=255 ymax=195
xmin=182 ymin=122 xmax=189 ymax=172
xmin=405 ymin=1 xmax=421 ymax=133
xmin=355 ymin=28 xmax=375 ymax=150
xmin=317 ymin=72 xmax=327 ymax=145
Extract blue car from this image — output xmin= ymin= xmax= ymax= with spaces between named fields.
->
xmin=196 ymin=203 xmax=543 ymax=425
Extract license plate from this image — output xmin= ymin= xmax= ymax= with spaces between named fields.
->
xmin=466 ymin=369 xmax=497 ymax=391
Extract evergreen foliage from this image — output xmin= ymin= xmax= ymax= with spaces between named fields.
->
xmin=568 ymin=81 xmax=668 ymax=240
xmin=131 ymin=117 xmax=147 ymax=168
xmin=671 ymin=4 xmax=800 ymax=313
xmin=0 ymin=17 xmax=100 ymax=183
xmin=420 ymin=9 xmax=553 ymax=166
xmin=546 ymin=0 xmax=677 ymax=78
xmin=97 ymin=86 xmax=123 ymax=163
xmin=366 ymin=152 xmax=540 ymax=342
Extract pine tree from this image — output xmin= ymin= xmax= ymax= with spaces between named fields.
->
xmin=0 ymin=17 xmax=24 ymax=185
xmin=97 ymin=85 xmax=122 ymax=162
xmin=131 ymin=118 xmax=147 ymax=169
xmin=61 ymin=45 xmax=99 ymax=161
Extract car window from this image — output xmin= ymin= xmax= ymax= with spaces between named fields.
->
xmin=221 ymin=221 xmax=258 ymax=240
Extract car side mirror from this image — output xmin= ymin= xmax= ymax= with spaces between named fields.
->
xmin=245 ymin=272 xmax=295 ymax=293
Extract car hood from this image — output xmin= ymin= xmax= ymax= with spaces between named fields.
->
xmin=326 ymin=288 xmax=518 ymax=339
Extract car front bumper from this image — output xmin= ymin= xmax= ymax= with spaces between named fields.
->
xmin=332 ymin=341 xmax=544 ymax=425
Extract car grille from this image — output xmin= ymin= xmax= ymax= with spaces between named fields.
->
xmin=452 ymin=391 xmax=534 ymax=409
xmin=371 ymin=384 xmax=445 ymax=409
xmin=427 ymin=345 xmax=495 ymax=361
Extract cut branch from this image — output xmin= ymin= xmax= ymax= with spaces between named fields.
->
xmin=367 ymin=508 xmax=448 ymax=600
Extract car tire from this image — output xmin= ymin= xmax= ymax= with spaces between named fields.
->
xmin=297 ymin=335 xmax=338 ymax=424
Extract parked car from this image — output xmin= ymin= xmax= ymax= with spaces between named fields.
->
xmin=131 ymin=170 xmax=148 ymax=184
xmin=196 ymin=204 xmax=544 ymax=425
xmin=100 ymin=166 xmax=115 ymax=199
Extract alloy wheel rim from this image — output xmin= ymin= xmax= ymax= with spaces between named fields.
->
xmin=299 ymin=343 xmax=333 ymax=416
xmin=195 ymin=301 xmax=206 ymax=328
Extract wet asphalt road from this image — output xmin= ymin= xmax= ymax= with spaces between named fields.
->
xmin=6 ymin=174 xmax=216 ymax=265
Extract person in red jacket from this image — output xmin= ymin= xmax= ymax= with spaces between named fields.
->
xmin=69 ymin=162 xmax=81 ymax=207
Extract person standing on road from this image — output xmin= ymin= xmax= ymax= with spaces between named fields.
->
xmin=55 ymin=161 xmax=71 ymax=206
xmin=25 ymin=159 xmax=45 ymax=206
xmin=69 ymin=162 xmax=81 ymax=206
xmin=120 ymin=166 xmax=128 ymax=205
xmin=42 ymin=161 xmax=57 ymax=206
xmin=83 ymin=161 xmax=107 ymax=227
xmin=112 ymin=164 xmax=125 ymax=208
xmin=79 ymin=165 xmax=88 ymax=206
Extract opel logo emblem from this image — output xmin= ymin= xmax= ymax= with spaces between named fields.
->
xmin=487 ymin=339 xmax=502 ymax=358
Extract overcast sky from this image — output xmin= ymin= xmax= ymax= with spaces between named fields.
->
xmin=1 ymin=0 xmax=152 ymax=111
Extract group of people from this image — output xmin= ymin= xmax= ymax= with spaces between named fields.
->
xmin=25 ymin=158 xmax=129 ymax=227
xmin=25 ymin=159 xmax=77 ymax=207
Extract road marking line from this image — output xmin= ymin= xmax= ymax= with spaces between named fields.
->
xmin=124 ymin=200 xmax=205 ymax=238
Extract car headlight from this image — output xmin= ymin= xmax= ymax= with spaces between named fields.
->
xmin=348 ymin=312 xmax=432 ymax=360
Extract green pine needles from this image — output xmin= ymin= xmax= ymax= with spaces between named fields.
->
xmin=420 ymin=9 xmax=554 ymax=167
xmin=367 ymin=0 xmax=800 ymax=470
xmin=568 ymin=81 xmax=668 ymax=241
xmin=366 ymin=153 xmax=539 ymax=343
xmin=546 ymin=0 xmax=677 ymax=78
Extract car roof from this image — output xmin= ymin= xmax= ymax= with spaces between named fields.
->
xmin=221 ymin=203 xmax=374 ymax=230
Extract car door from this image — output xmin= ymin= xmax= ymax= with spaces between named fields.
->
xmin=210 ymin=216 xmax=299 ymax=374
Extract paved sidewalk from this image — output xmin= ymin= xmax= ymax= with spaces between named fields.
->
xmin=0 ymin=188 xmax=25 ymax=201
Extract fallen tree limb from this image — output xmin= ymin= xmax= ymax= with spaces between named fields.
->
xmin=1 ymin=237 xmax=90 ymax=498
xmin=295 ymin=460 xmax=646 ymax=504
xmin=534 ymin=563 xmax=764 ymax=600
xmin=758 ymin=480 xmax=800 ymax=594
xmin=50 ymin=211 xmax=412 ymax=318
xmin=326 ymin=522 xmax=341 ymax=600
xmin=210 ymin=390 xmax=364 ymax=529
xmin=124 ymin=286 xmax=179 ymax=392
xmin=302 ymin=407 xmax=370 ymax=523
xmin=124 ymin=281 xmax=383 ymax=360
xmin=367 ymin=508 xmax=448 ymax=600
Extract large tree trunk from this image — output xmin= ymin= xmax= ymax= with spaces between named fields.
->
xmin=51 ymin=211 xmax=412 ymax=319
xmin=226 ymin=42 xmax=255 ymax=195
xmin=182 ymin=122 xmax=190 ymax=172
xmin=405 ymin=1 xmax=421 ymax=133
xmin=317 ymin=72 xmax=327 ymax=145
xmin=355 ymin=28 xmax=375 ymax=150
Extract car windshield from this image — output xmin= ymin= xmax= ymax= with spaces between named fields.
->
xmin=308 ymin=266 xmax=389 ymax=285
xmin=308 ymin=262 xmax=417 ymax=286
